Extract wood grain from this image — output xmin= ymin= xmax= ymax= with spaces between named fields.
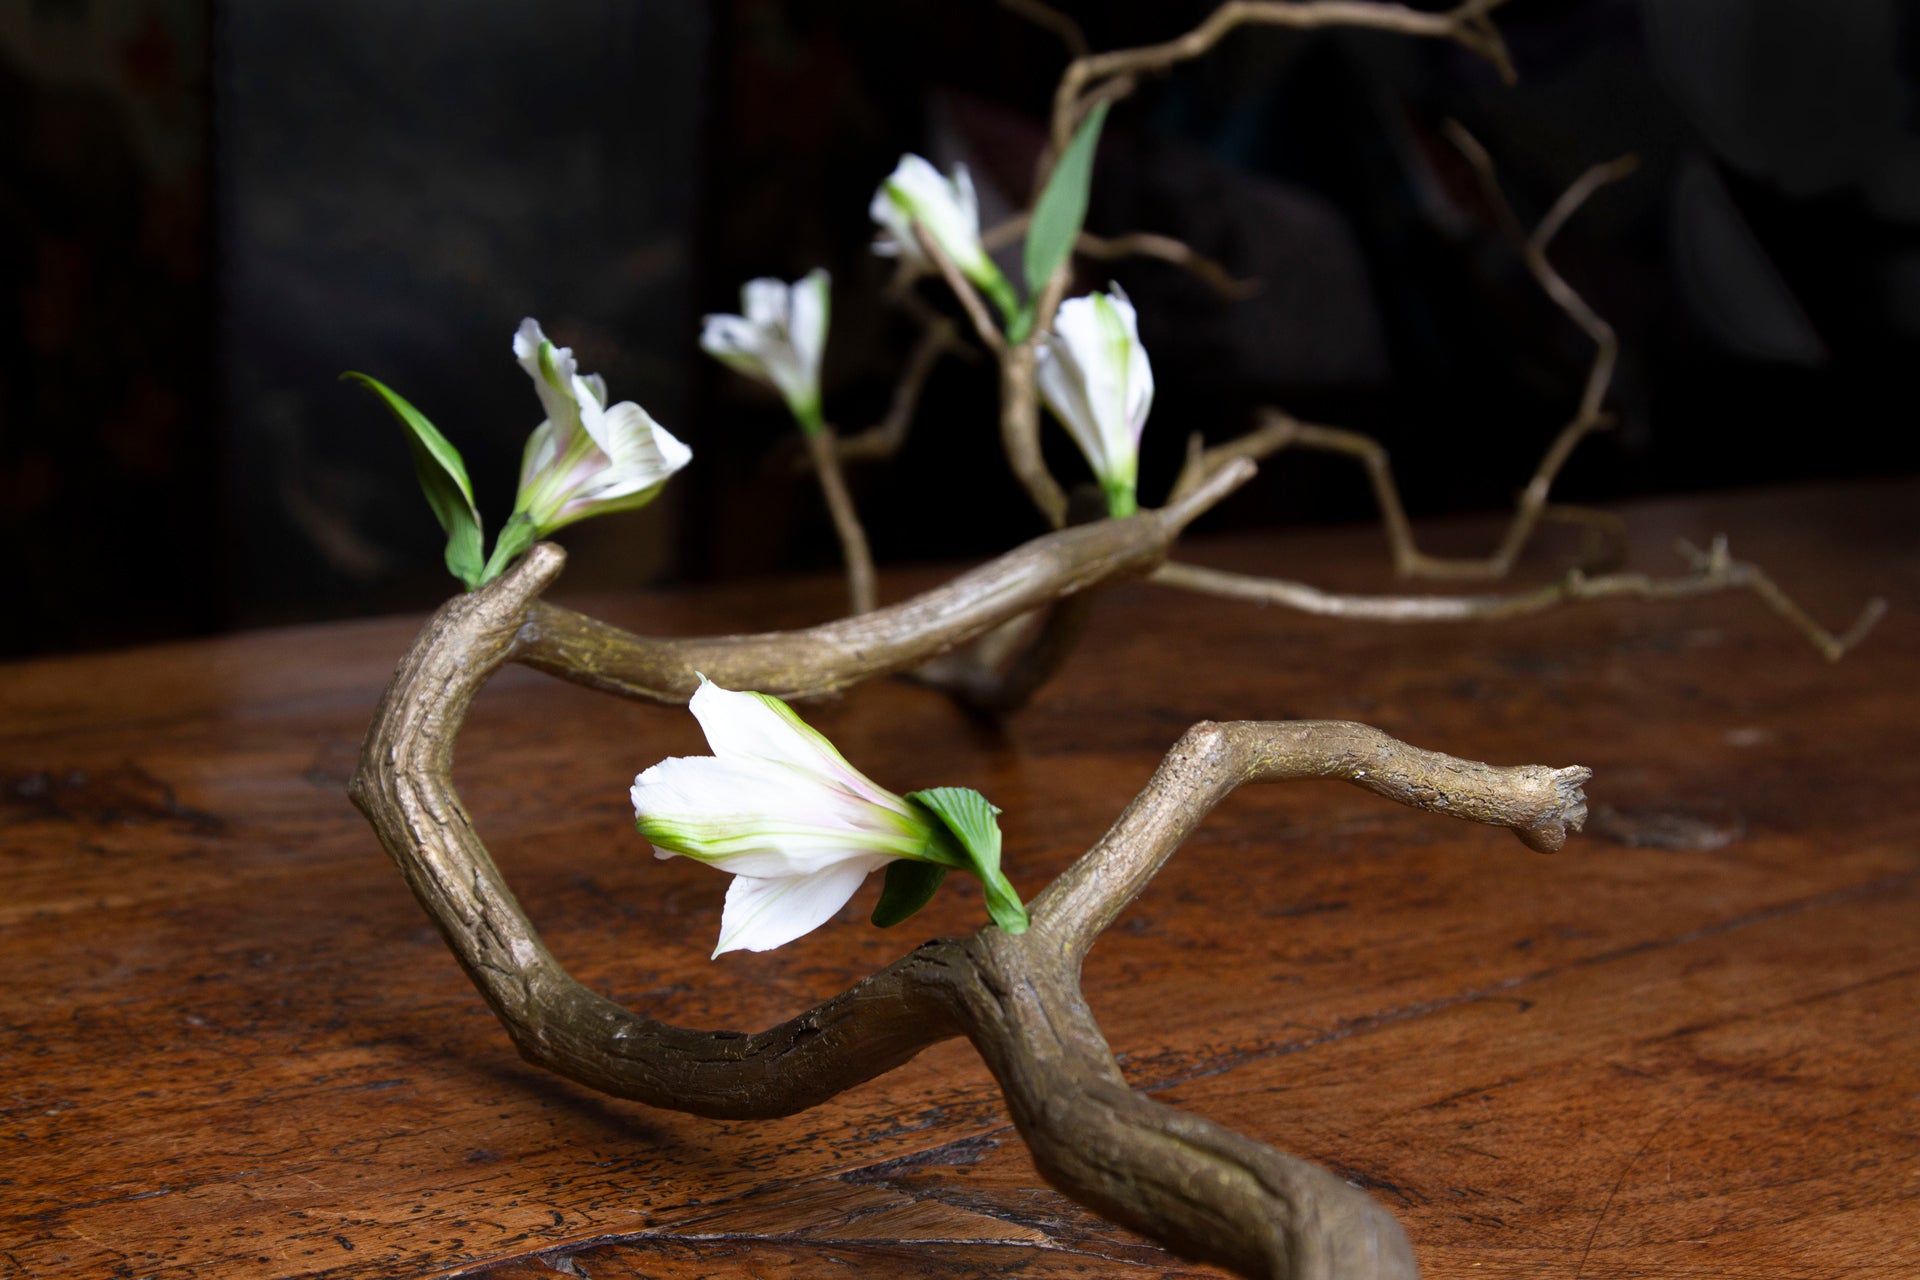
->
xmin=2 ymin=480 xmax=1914 ymax=1278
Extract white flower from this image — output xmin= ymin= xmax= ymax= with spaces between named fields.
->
xmin=700 ymin=270 xmax=830 ymax=433
xmin=871 ymin=154 xmax=1017 ymax=321
xmin=1036 ymin=287 xmax=1155 ymax=517
xmin=510 ymin=319 xmax=692 ymax=533
xmin=632 ymin=680 xmax=950 ymax=956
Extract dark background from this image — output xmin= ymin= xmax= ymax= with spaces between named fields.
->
xmin=5 ymin=0 xmax=1917 ymax=658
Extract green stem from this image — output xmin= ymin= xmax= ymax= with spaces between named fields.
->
xmin=477 ymin=512 xmax=540 ymax=587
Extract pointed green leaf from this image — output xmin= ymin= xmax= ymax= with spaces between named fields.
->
xmin=907 ymin=786 xmax=1028 ymax=935
xmin=1022 ymin=101 xmax=1111 ymax=303
xmin=871 ymin=860 xmax=949 ymax=929
xmin=343 ymin=372 xmax=485 ymax=588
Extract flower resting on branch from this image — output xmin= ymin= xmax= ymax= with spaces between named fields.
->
xmin=484 ymin=319 xmax=693 ymax=580
xmin=632 ymin=680 xmax=1027 ymax=956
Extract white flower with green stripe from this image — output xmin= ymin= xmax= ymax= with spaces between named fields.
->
xmin=632 ymin=679 xmax=1026 ymax=956
xmin=342 ymin=318 xmax=693 ymax=589
xmin=870 ymin=154 xmax=1019 ymax=326
xmin=508 ymin=319 xmax=691 ymax=534
xmin=1036 ymin=287 xmax=1155 ymax=518
xmin=700 ymin=270 xmax=832 ymax=434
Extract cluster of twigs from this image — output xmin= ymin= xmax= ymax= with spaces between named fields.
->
xmin=355 ymin=2 xmax=1882 ymax=1277
xmin=801 ymin=0 xmax=1878 ymax=681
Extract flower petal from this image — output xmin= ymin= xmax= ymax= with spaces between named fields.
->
xmin=516 ymin=418 xmax=560 ymax=496
xmin=632 ymin=755 xmax=926 ymax=876
xmin=1037 ymin=331 xmax=1101 ymax=474
xmin=1038 ymin=288 xmax=1153 ymax=495
xmin=713 ymin=858 xmax=889 ymax=955
xmin=788 ymin=269 xmax=831 ymax=395
xmin=689 ymin=680 xmax=896 ymax=808
xmin=742 ymin=277 xmax=789 ymax=329
xmin=512 ymin=318 xmax=585 ymax=445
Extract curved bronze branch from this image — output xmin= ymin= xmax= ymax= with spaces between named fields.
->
xmin=908 ymin=589 xmax=1099 ymax=715
xmin=353 ymin=521 xmax=1591 ymax=1276
xmin=348 ymin=554 xmax=966 ymax=1117
xmin=1033 ymin=720 xmax=1587 ymax=962
xmin=956 ymin=927 xmax=1422 ymax=1279
xmin=516 ymin=459 xmax=1253 ymax=705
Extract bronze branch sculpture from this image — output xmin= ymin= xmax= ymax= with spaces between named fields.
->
xmin=348 ymin=1 xmax=1885 ymax=1274
xmin=352 ymin=540 xmax=1589 ymax=1280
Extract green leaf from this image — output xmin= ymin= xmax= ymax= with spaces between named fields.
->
xmin=907 ymin=787 xmax=1028 ymax=935
xmin=343 ymin=372 xmax=485 ymax=588
xmin=1022 ymin=101 xmax=1112 ymax=304
xmin=871 ymin=860 xmax=949 ymax=929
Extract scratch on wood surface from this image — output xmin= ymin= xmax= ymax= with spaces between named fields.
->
xmin=1571 ymin=1102 xmax=1695 ymax=1280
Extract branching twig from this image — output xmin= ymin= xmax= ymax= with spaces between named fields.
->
xmin=1170 ymin=144 xmax=1638 ymax=582
xmin=982 ymin=213 xmax=1261 ymax=301
xmin=352 ymin=546 xmax=1589 ymax=1278
xmin=826 ymin=318 xmax=968 ymax=464
xmin=1154 ymin=537 xmax=1887 ymax=662
xmin=1169 ymin=408 xmax=1628 ymax=580
xmin=1048 ymin=0 xmax=1516 ymax=164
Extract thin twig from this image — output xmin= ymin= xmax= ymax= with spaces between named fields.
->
xmin=1048 ymin=0 xmax=1515 ymax=163
xmin=996 ymin=342 xmax=1069 ymax=528
xmin=1077 ymin=229 xmax=1263 ymax=299
xmin=1446 ymin=123 xmax=1638 ymax=441
xmin=1169 ymin=408 xmax=1626 ymax=579
xmin=828 ymin=317 xmax=967 ymax=464
xmin=1154 ymin=540 xmax=1886 ymax=662
xmin=914 ymin=224 xmax=1004 ymax=354
xmin=1169 ymin=143 xmax=1639 ymax=582
xmin=983 ymin=214 xmax=1261 ymax=300
xmin=998 ymin=0 xmax=1088 ymax=57
xmin=801 ymin=426 xmax=878 ymax=614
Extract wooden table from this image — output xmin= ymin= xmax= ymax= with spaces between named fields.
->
xmin=4 ymin=481 xmax=1916 ymax=1279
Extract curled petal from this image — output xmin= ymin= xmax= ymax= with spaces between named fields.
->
xmin=512 ymin=318 xmax=586 ymax=445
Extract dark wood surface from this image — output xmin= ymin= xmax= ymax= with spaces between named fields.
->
xmin=4 ymin=481 xmax=1916 ymax=1279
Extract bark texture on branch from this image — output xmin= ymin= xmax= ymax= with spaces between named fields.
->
xmin=515 ymin=459 xmax=1251 ymax=705
xmin=352 ymin=535 xmax=1591 ymax=1278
